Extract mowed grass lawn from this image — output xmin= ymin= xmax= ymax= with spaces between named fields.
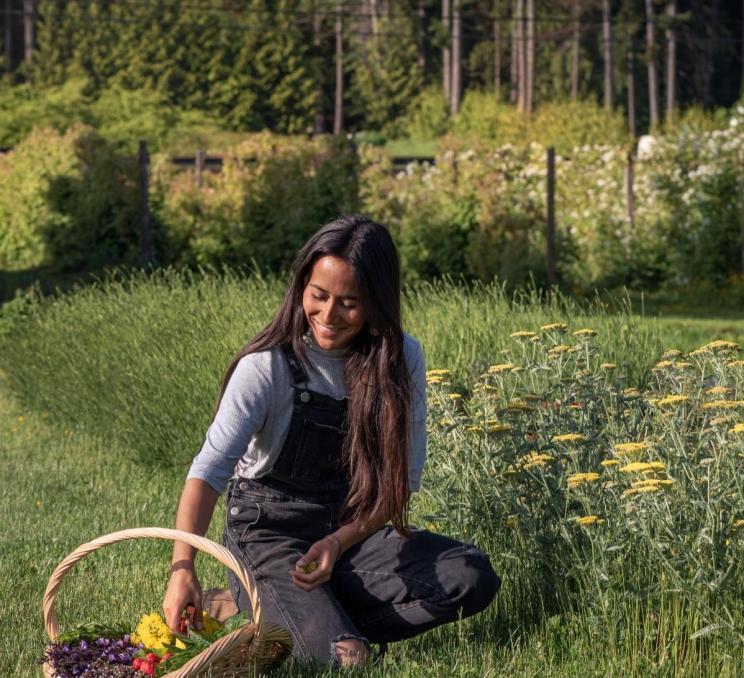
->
xmin=1 ymin=274 xmax=742 ymax=677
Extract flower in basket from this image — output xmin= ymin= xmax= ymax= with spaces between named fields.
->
xmin=131 ymin=613 xmax=177 ymax=651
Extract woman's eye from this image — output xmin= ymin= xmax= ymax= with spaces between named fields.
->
xmin=312 ymin=294 xmax=327 ymax=301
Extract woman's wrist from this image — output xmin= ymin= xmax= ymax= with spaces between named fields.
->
xmin=170 ymin=559 xmax=196 ymax=575
xmin=325 ymin=533 xmax=343 ymax=561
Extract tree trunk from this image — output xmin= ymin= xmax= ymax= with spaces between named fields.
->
xmin=494 ymin=1 xmax=502 ymax=94
xmin=443 ymin=0 xmax=451 ymax=104
xmin=602 ymin=0 xmax=613 ymax=110
xmin=4 ymin=0 xmax=13 ymax=74
xmin=665 ymin=0 xmax=676 ymax=124
xmin=370 ymin=0 xmax=379 ymax=42
xmin=525 ymin=0 xmax=534 ymax=113
xmin=510 ymin=0 xmax=519 ymax=102
xmin=23 ymin=0 xmax=35 ymax=64
xmin=741 ymin=0 xmax=744 ymax=96
xmin=645 ymin=0 xmax=659 ymax=130
xmin=451 ymin=0 xmax=462 ymax=114
xmin=417 ymin=0 xmax=428 ymax=74
xmin=627 ymin=46 xmax=636 ymax=137
xmin=516 ymin=0 xmax=525 ymax=111
xmin=571 ymin=0 xmax=580 ymax=101
xmin=334 ymin=2 xmax=343 ymax=135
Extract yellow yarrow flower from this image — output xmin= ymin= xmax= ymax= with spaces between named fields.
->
xmin=426 ymin=368 xmax=451 ymax=377
xmin=439 ymin=418 xmax=454 ymax=426
xmin=465 ymin=425 xmax=484 ymax=434
xmin=567 ymin=472 xmax=601 ymax=487
xmin=552 ymin=433 xmax=587 ymax=443
xmin=487 ymin=423 xmax=512 ymax=433
xmin=507 ymin=399 xmax=536 ymax=412
xmin=702 ymin=400 xmax=744 ymax=410
xmin=600 ymin=363 xmax=617 ymax=370
xmin=729 ymin=423 xmax=744 ymax=434
xmin=661 ymin=349 xmax=682 ymax=359
xmin=601 ymin=459 xmax=620 ymax=467
xmin=540 ymin=323 xmax=568 ymax=332
xmin=656 ymin=395 xmax=689 ymax=408
xmin=653 ymin=360 xmax=674 ymax=370
xmin=131 ymin=613 xmax=174 ymax=652
xmin=505 ymin=515 xmax=518 ymax=528
xmin=511 ymin=330 xmax=537 ymax=339
xmin=620 ymin=462 xmax=665 ymax=473
xmin=732 ymin=519 xmax=744 ymax=531
xmin=521 ymin=452 xmax=554 ymax=469
xmin=573 ymin=328 xmax=597 ymax=338
xmin=622 ymin=486 xmax=662 ymax=497
xmin=631 ymin=478 xmax=673 ymax=489
xmin=574 ymin=515 xmax=604 ymax=525
xmin=705 ymin=386 xmax=730 ymax=396
xmin=727 ymin=360 xmax=744 ymax=367
xmin=613 ymin=441 xmax=650 ymax=456
xmin=426 ymin=376 xmax=444 ymax=384
xmin=548 ymin=344 xmax=573 ymax=355
xmin=699 ymin=340 xmax=740 ymax=352
xmin=447 ymin=393 xmax=463 ymax=401
xmin=489 ymin=363 xmax=515 ymax=373
xmin=623 ymin=388 xmax=641 ymax=398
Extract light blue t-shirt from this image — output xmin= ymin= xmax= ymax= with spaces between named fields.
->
xmin=187 ymin=332 xmax=427 ymax=494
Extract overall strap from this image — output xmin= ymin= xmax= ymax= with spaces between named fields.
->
xmin=280 ymin=343 xmax=308 ymax=386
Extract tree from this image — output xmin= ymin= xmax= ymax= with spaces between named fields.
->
xmin=334 ymin=0 xmax=343 ymax=134
xmin=571 ymin=0 xmax=581 ymax=100
xmin=442 ymin=0 xmax=451 ymax=103
xmin=602 ymin=0 xmax=613 ymax=110
xmin=451 ymin=0 xmax=462 ymax=114
xmin=525 ymin=0 xmax=534 ymax=113
xmin=665 ymin=0 xmax=676 ymax=123
xmin=645 ymin=0 xmax=659 ymax=129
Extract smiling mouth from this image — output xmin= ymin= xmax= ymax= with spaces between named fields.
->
xmin=314 ymin=320 xmax=344 ymax=335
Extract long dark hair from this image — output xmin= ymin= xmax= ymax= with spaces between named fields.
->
xmin=218 ymin=215 xmax=412 ymax=535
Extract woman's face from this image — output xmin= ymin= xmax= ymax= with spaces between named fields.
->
xmin=302 ymin=255 xmax=367 ymax=351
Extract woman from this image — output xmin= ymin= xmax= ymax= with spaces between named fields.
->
xmin=163 ymin=214 xmax=500 ymax=668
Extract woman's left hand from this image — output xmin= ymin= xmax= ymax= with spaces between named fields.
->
xmin=290 ymin=535 xmax=342 ymax=592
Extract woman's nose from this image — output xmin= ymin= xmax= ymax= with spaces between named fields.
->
xmin=319 ymin=300 xmax=338 ymax=323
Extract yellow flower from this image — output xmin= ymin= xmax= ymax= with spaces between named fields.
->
xmin=733 ymin=519 xmax=744 ymax=532
xmin=487 ymin=423 xmax=512 ymax=433
xmin=600 ymin=363 xmax=617 ymax=370
xmin=705 ymin=386 xmax=731 ymax=396
xmin=674 ymin=361 xmax=693 ymax=368
xmin=661 ymin=349 xmax=682 ymax=359
xmin=572 ymin=328 xmax=597 ymax=338
xmin=426 ymin=368 xmax=451 ymax=377
xmin=727 ymin=360 xmax=744 ymax=367
xmin=540 ymin=322 xmax=568 ymax=332
xmin=613 ymin=441 xmax=649 ymax=456
xmin=623 ymin=388 xmax=641 ymax=398
xmin=447 ymin=393 xmax=463 ymax=401
xmin=439 ymin=418 xmax=454 ymax=426
xmin=729 ymin=423 xmax=744 ymax=434
xmin=620 ymin=462 xmax=665 ymax=473
xmin=131 ymin=613 xmax=174 ymax=651
xmin=574 ymin=515 xmax=604 ymax=525
xmin=702 ymin=400 xmax=744 ymax=410
xmin=502 ymin=465 xmax=519 ymax=477
xmin=710 ymin=414 xmax=736 ymax=426
xmin=601 ymin=459 xmax=620 ymax=467
xmin=631 ymin=478 xmax=673 ymax=489
xmin=521 ymin=452 xmax=554 ymax=469
xmin=506 ymin=399 xmax=536 ymax=412
xmin=426 ymin=376 xmax=443 ymax=384
xmin=489 ymin=363 xmax=515 ymax=373
xmin=567 ymin=472 xmax=600 ymax=487
xmin=622 ymin=486 xmax=662 ymax=497
xmin=510 ymin=330 xmax=537 ymax=339
xmin=653 ymin=360 xmax=673 ymax=370
xmin=505 ymin=515 xmax=518 ymax=528
xmin=698 ymin=340 xmax=740 ymax=352
xmin=552 ymin=433 xmax=587 ymax=443
xmin=466 ymin=425 xmax=484 ymax=434
xmin=548 ymin=344 xmax=572 ymax=355
xmin=656 ymin=395 xmax=689 ymax=408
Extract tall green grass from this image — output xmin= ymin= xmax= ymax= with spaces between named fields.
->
xmin=0 ymin=270 xmax=662 ymax=468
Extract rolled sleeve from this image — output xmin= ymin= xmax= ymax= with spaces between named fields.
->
xmin=405 ymin=337 xmax=427 ymax=492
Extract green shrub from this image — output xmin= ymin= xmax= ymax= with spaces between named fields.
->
xmin=0 ymin=125 xmax=139 ymax=271
xmin=401 ymin=85 xmax=450 ymax=142
xmin=152 ymin=131 xmax=360 ymax=270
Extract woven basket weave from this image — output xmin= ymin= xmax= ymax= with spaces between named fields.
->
xmin=42 ymin=527 xmax=293 ymax=677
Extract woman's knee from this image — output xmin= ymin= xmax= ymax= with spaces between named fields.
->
xmin=439 ymin=546 xmax=501 ymax=618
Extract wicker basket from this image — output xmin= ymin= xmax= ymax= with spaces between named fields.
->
xmin=42 ymin=527 xmax=293 ymax=677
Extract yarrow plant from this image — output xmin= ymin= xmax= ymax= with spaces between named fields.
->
xmin=422 ymin=328 xmax=744 ymax=654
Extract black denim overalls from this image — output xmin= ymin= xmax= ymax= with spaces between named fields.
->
xmin=223 ymin=343 xmax=500 ymax=667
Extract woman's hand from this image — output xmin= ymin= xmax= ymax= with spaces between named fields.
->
xmin=290 ymin=534 xmax=342 ymax=592
xmin=163 ymin=563 xmax=203 ymax=632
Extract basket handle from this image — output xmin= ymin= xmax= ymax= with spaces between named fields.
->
xmin=43 ymin=527 xmax=266 ymax=676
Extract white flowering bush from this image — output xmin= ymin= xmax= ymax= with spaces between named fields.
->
xmin=361 ymin=105 xmax=744 ymax=289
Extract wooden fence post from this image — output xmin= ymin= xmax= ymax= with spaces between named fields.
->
xmin=195 ymin=149 xmax=206 ymax=188
xmin=546 ymin=147 xmax=557 ymax=290
xmin=138 ymin=141 xmax=154 ymax=268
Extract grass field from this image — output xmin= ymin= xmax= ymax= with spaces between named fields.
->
xmin=1 ymin=272 xmax=742 ymax=677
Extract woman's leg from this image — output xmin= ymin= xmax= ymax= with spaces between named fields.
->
xmin=222 ymin=490 xmax=372 ymax=667
xmin=329 ymin=526 xmax=500 ymax=644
